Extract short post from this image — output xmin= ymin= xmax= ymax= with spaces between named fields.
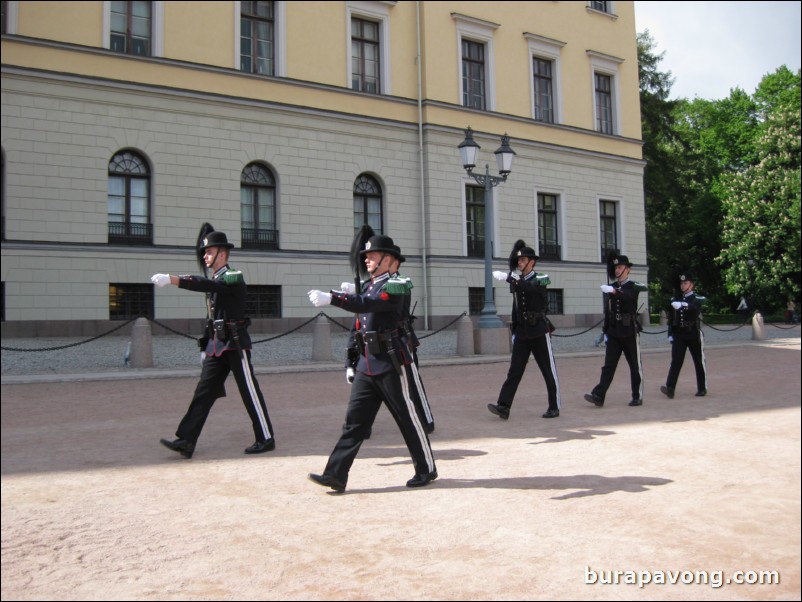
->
xmin=659 ymin=310 xmax=667 ymax=326
xmin=130 ymin=317 xmax=154 ymax=368
xmin=311 ymin=314 xmax=332 ymax=361
xmin=751 ymin=311 xmax=765 ymax=340
xmin=456 ymin=314 xmax=475 ymax=356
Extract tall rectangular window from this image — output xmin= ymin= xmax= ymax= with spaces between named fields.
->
xmin=600 ymin=200 xmax=618 ymax=261
xmin=246 ymin=285 xmax=281 ymax=318
xmin=547 ymin=289 xmax=564 ymax=315
xmin=110 ymin=1 xmax=152 ymax=56
xmin=590 ymin=1 xmax=611 ymax=13
xmin=595 ymin=72 xmax=614 ymax=134
xmin=469 ymin=287 xmax=492 ymax=316
xmin=352 ymin=17 xmax=380 ymax=93
xmin=462 ymin=39 xmax=486 ymax=110
xmin=533 ymin=57 xmax=554 ymax=123
xmin=537 ymin=193 xmax=560 ymax=260
xmin=466 ymin=185 xmax=485 ymax=257
xmin=241 ymin=1 xmax=275 ymax=75
xmin=110 ymin=283 xmax=153 ymax=320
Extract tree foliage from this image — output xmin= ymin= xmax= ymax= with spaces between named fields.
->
xmin=638 ymin=32 xmax=801 ymax=315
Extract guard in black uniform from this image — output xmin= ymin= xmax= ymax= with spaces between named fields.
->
xmin=584 ymin=254 xmax=648 ymax=407
xmin=152 ymin=230 xmax=275 ymax=458
xmin=306 ymin=235 xmax=437 ymax=492
xmin=660 ymin=272 xmax=708 ymax=398
xmin=488 ymin=241 xmax=561 ymax=419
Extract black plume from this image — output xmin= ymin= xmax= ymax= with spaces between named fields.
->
xmin=509 ymin=239 xmax=527 ymax=271
xmin=350 ymin=225 xmax=375 ymax=285
xmin=196 ymin=222 xmax=215 ymax=277
xmin=605 ymin=250 xmax=619 ymax=281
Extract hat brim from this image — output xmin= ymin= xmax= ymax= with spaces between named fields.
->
xmin=360 ymin=247 xmax=404 ymax=262
xmin=200 ymin=242 xmax=235 ymax=250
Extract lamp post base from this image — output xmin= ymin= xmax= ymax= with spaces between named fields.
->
xmin=474 ymin=326 xmax=511 ymax=355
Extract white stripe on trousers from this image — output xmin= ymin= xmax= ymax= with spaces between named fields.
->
xmin=399 ymin=370 xmax=435 ymax=472
xmin=635 ymin=333 xmax=644 ymax=400
xmin=407 ymin=363 xmax=433 ymax=423
xmin=240 ymin=354 xmax=272 ymax=440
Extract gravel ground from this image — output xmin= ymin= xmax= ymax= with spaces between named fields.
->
xmin=2 ymin=319 xmax=799 ymax=377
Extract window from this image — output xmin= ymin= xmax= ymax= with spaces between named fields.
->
xmin=546 ymin=289 xmax=564 ymax=315
xmin=537 ymin=193 xmax=560 ymax=260
xmin=453 ymin=13 xmax=498 ymax=111
xmin=462 ymin=39 xmax=486 ymax=110
xmin=241 ymin=163 xmax=278 ymax=249
xmin=533 ymin=58 xmax=554 ymax=123
xmin=589 ymin=1 xmax=611 ymax=13
xmin=353 ymin=174 xmax=383 ymax=234
xmin=469 ymin=287 xmax=493 ymax=316
xmin=599 ymin=200 xmax=618 ymax=261
xmin=110 ymin=1 xmax=152 ymax=56
xmin=110 ymin=283 xmax=153 ymax=320
xmin=466 ymin=185 xmax=485 ymax=257
xmin=588 ymin=50 xmax=623 ymax=135
xmin=241 ymin=1 xmax=275 ymax=75
xmin=595 ymin=73 xmax=613 ymax=134
xmin=351 ymin=17 xmax=380 ymax=93
xmin=108 ymin=151 xmax=151 ymax=244
xmin=1 ymin=1 xmax=7 ymax=34
xmin=246 ymin=285 xmax=281 ymax=318
xmin=1 ymin=281 xmax=4 ymax=322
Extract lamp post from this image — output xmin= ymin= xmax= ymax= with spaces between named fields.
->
xmin=458 ymin=127 xmax=516 ymax=329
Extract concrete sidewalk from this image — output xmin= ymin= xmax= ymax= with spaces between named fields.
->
xmin=1 ymin=341 xmax=800 ymax=600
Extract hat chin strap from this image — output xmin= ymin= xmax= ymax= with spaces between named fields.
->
xmin=367 ymin=253 xmax=389 ymax=277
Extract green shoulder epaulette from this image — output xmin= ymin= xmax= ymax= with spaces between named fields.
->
xmin=695 ymin=294 xmax=707 ymax=304
xmin=382 ymin=275 xmax=413 ymax=295
xmin=633 ymin=281 xmax=648 ymax=292
xmin=223 ymin=270 xmax=244 ymax=285
xmin=536 ymin=273 xmax=551 ymax=286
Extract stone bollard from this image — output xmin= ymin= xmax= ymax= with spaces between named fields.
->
xmin=311 ymin=314 xmax=332 ymax=361
xmin=456 ymin=314 xmax=475 ymax=356
xmin=659 ymin=310 xmax=667 ymax=326
xmin=751 ymin=311 xmax=765 ymax=340
xmin=130 ymin=317 xmax=154 ymax=368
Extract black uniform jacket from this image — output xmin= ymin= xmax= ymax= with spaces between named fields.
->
xmin=668 ymin=291 xmax=706 ymax=337
xmin=331 ymin=272 xmax=413 ymax=376
xmin=506 ymin=271 xmax=552 ymax=339
xmin=603 ymin=278 xmax=647 ymax=337
xmin=178 ymin=264 xmax=251 ymax=356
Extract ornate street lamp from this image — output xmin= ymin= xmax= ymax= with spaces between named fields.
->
xmin=458 ymin=127 xmax=516 ymax=329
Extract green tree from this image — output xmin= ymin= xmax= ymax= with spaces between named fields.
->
xmin=717 ymin=69 xmax=802 ymax=312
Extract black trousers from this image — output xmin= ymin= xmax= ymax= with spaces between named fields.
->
xmin=497 ymin=334 xmax=560 ymax=412
xmin=591 ymin=334 xmax=643 ymax=402
xmin=324 ymin=369 xmax=435 ymax=485
xmin=666 ymin=330 xmax=707 ymax=392
xmin=176 ymin=349 xmax=274 ymax=444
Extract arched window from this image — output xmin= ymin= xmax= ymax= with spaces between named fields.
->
xmin=241 ymin=163 xmax=278 ymax=249
xmin=108 ymin=151 xmax=151 ymax=244
xmin=353 ymin=174 xmax=383 ymax=234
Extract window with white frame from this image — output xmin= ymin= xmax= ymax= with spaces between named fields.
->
xmin=537 ymin=193 xmax=561 ymax=260
xmin=346 ymin=1 xmax=392 ymax=94
xmin=104 ymin=1 xmax=163 ymax=57
xmin=452 ymin=13 xmax=498 ymax=111
xmin=525 ymin=33 xmax=565 ymax=124
xmin=587 ymin=50 xmax=623 ymax=135
xmin=599 ymin=199 xmax=619 ymax=262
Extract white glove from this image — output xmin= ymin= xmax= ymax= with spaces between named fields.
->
xmin=151 ymin=273 xmax=171 ymax=288
xmin=492 ymin=271 xmax=508 ymax=282
xmin=340 ymin=282 xmax=356 ymax=294
xmin=668 ymin=336 xmax=674 ymax=344
xmin=600 ymin=284 xmax=615 ymax=294
xmin=200 ymin=351 xmax=206 ymax=362
xmin=509 ymin=271 xmax=520 ymax=281
xmin=307 ymin=290 xmax=332 ymax=307
xmin=346 ymin=367 xmax=355 ymax=384
xmin=604 ymin=334 xmax=608 ymax=344
xmin=671 ymin=301 xmax=688 ymax=310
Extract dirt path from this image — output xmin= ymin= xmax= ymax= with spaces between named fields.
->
xmin=2 ymin=343 xmax=800 ymax=600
